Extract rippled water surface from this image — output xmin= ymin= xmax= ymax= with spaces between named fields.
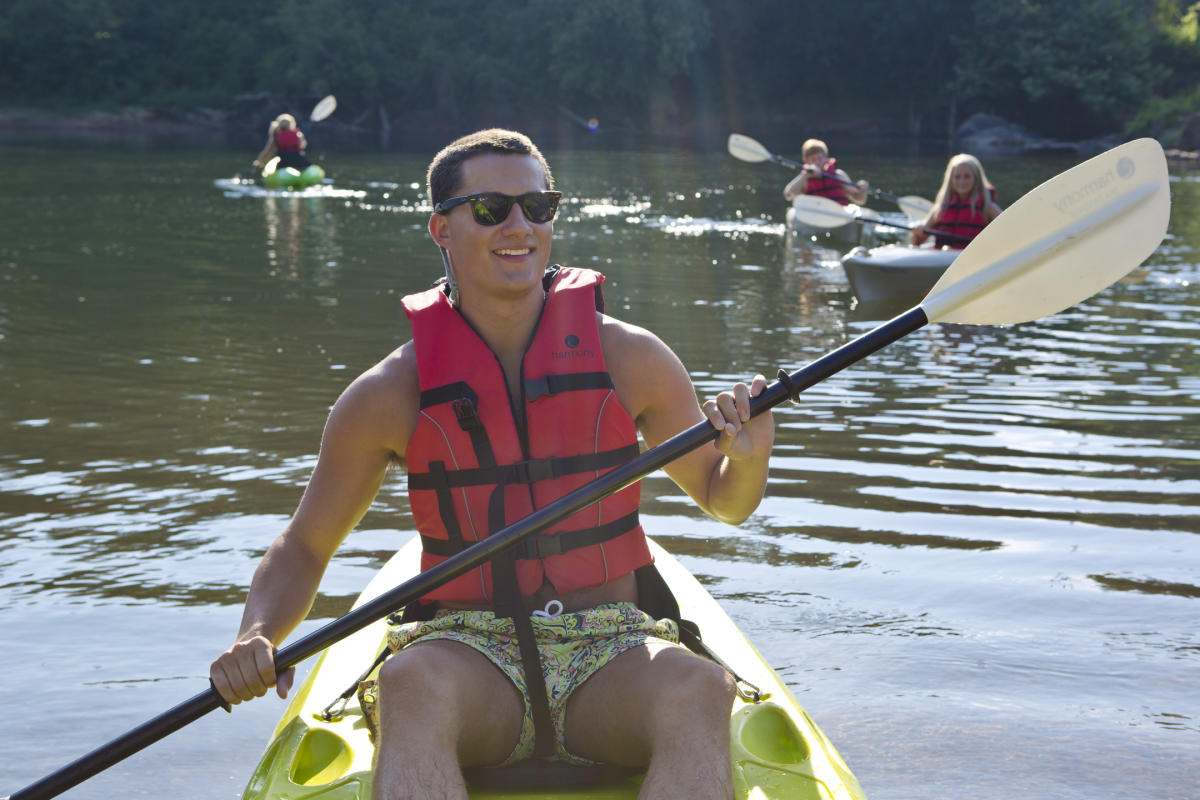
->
xmin=1 ymin=140 xmax=1197 ymax=799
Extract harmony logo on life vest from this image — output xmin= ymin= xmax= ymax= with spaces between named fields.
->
xmin=553 ymin=333 xmax=594 ymax=359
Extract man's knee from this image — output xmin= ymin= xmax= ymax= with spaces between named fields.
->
xmin=669 ymin=657 xmax=737 ymax=717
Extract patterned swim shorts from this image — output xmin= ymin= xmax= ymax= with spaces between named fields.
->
xmin=357 ymin=601 xmax=678 ymax=766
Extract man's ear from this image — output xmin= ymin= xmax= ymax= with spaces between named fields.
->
xmin=429 ymin=213 xmax=451 ymax=248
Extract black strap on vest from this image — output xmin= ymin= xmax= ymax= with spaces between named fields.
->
xmin=408 ymin=444 xmax=639 ymax=492
xmin=420 ymin=509 xmax=639 ymax=559
xmin=524 ymin=371 xmax=613 ymax=402
xmin=486 ymin=486 xmax=557 ymax=759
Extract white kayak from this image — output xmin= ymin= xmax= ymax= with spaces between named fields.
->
xmin=840 ymin=243 xmax=960 ymax=304
xmin=241 ymin=533 xmax=868 ymax=800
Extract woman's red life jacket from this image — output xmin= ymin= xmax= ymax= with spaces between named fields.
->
xmin=934 ymin=188 xmax=993 ymax=249
xmin=803 ymin=157 xmax=851 ymax=205
xmin=275 ymin=128 xmax=302 ymax=153
xmin=402 ymin=266 xmax=651 ymax=604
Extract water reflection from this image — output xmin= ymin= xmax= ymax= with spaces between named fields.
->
xmin=0 ymin=145 xmax=1197 ymax=799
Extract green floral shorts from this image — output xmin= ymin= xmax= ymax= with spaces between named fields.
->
xmin=357 ymin=601 xmax=678 ymax=766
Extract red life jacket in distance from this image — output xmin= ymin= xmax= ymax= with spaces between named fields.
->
xmin=934 ymin=187 xmax=995 ymax=249
xmin=275 ymin=128 xmax=302 ymax=153
xmin=803 ymin=157 xmax=850 ymax=205
xmin=402 ymin=266 xmax=651 ymax=604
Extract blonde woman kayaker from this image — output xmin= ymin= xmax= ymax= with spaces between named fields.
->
xmin=911 ymin=153 xmax=1003 ymax=249
xmin=210 ymin=128 xmax=775 ymax=800
xmin=782 ymin=137 xmax=870 ymax=205
xmin=251 ymin=112 xmax=311 ymax=173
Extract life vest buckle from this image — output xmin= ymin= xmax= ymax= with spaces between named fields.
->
xmin=519 ymin=532 xmax=566 ymax=559
xmin=510 ymin=457 xmax=560 ymax=485
xmin=453 ymin=396 xmax=482 ymax=431
xmin=525 ymin=375 xmax=551 ymax=401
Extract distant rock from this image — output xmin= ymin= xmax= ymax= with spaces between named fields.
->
xmin=954 ymin=112 xmax=1118 ymax=157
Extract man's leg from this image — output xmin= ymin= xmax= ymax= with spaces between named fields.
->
xmin=372 ymin=638 xmax=525 ymax=800
xmin=564 ymin=641 xmax=737 ymax=800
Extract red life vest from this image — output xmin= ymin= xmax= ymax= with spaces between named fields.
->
xmin=275 ymin=128 xmax=302 ymax=153
xmin=934 ymin=189 xmax=993 ymax=249
xmin=803 ymin=157 xmax=850 ymax=205
xmin=402 ymin=266 xmax=652 ymax=604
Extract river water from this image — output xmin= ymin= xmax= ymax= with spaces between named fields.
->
xmin=1 ymin=139 xmax=1197 ymax=799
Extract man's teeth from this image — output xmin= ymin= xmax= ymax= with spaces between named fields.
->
xmin=495 ymin=248 xmax=531 ymax=256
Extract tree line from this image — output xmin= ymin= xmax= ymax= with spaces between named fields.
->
xmin=2 ymin=0 xmax=1198 ymax=145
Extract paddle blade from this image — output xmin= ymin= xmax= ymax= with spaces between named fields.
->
xmin=310 ymin=94 xmax=337 ymax=122
xmin=728 ymin=133 xmax=772 ymax=163
xmin=897 ymin=195 xmax=933 ymax=220
xmin=921 ymin=138 xmax=1169 ymax=325
xmin=790 ymin=195 xmax=856 ymax=228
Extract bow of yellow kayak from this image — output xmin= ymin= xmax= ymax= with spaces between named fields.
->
xmin=241 ymin=535 xmax=867 ymax=800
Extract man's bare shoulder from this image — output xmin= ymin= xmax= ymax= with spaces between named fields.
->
xmin=347 ymin=341 xmax=417 ymax=397
xmin=598 ymin=313 xmax=693 ymax=425
xmin=327 ymin=342 xmax=419 ymax=458
xmin=598 ymin=313 xmax=676 ymax=365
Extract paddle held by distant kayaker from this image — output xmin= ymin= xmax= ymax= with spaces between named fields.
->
xmin=911 ymin=153 xmax=1003 ymax=249
xmin=210 ymin=128 xmax=775 ymax=800
xmin=782 ymin=137 xmax=869 ymax=205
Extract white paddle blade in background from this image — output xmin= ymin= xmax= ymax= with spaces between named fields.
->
xmin=727 ymin=133 xmax=772 ymax=163
xmin=310 ymin=94 xmax=337 ymax=122
xmin=790 ymin=195 xmax=858 ymax=228
xmin=922 ymin=138 xmax=1170 ymax=325
xmin=897 ymin=195 xmax=933 ymax=220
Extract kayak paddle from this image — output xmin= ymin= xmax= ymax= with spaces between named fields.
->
xmin=790 ymin=195 xmax=972 ymax=244
xmin=310 ymin=94 xmax=337 ymax=123
xmin=729 ymin=132 xmax=934 ymax=220
xmin=4 ymin=137 xmax=1170 ymax=800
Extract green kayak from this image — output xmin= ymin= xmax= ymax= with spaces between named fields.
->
xmin=260 ymin=155 xmax=326 ymax=189
xmin=241 ymin=535 xmax=868 ymax=800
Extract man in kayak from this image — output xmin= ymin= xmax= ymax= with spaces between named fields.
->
xmin=782 ymin=137 xmax=869 ymax=205
xmin=910 ymin=153 xmax=1002 ymax=249
xmin=210 ymin=128 xmax=775 ymax=799
xmin=251 ymin=112 xmax=311 ymax=174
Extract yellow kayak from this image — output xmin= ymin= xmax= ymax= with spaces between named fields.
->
xmin=241 ymin=534 xmax=868 ymax=800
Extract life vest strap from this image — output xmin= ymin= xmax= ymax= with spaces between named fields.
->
xmin=420 ymin=510 xmax=639 ymax=559
xmin=408 ymin=444 xmax=640 ymax=490
xmin=524 ymin=371 xmax=613 ymax=402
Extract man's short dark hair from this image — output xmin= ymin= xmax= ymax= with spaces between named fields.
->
xmin=426 ymin=129 xmax=555 ymax=206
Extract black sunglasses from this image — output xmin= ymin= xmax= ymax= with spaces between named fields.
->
xmin=434 ymin=191 xmax=562 ymax=226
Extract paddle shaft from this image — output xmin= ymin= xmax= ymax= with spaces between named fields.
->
xmin=5 ymin=306 xmax=929 ymax=800
xmin=769 ymin=151 xmax=914 ymax=205
xmin=866 ymin=216 xmax=972 ymax=244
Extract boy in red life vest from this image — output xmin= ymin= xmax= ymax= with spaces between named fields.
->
xmin=782 ymin=137 xmax=870 ymax=205
xmin=251 ymin=112 xmax=311 ymax=173
xmin=911 ymin=153 xmax=1003 ymax=249
xmin=210 ymin=129 xmax=775 ymax=799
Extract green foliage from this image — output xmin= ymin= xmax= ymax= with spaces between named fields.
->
xmin=0 ymin=0 xmax=1196 ymax=140
xmin=951 ymin=0 xmax=1164 ymax=137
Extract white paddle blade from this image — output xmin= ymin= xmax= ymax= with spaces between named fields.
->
xmin=897 ymin=195 xmax=933 ymax=220
xmin=790 ymin=195 xmax=856 ymax=228
xmin=310 ymin=94 xmax=337 ymax=122
xmin=727 ymin=133 xmax=772 ymax=163
xmin=921 ymin=138 xmax=1169 ymax=325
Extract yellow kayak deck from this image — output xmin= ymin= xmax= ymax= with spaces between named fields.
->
xmin=242 ymin=535 xmax=867 ymax=799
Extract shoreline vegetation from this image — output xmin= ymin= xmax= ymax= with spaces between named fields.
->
xmin=6 ymin=103 xmax=1198 ymax=168
xmin=5 ymin=0 xmax=1200 ymax=162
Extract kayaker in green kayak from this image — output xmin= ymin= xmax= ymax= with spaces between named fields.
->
xmin=782 ymin=137 xmax=870 ymax=205
xmin=210 ymin=128 xmax=776 ymax=800
xmin=251 ymin=112 xmax=312 ymax=174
